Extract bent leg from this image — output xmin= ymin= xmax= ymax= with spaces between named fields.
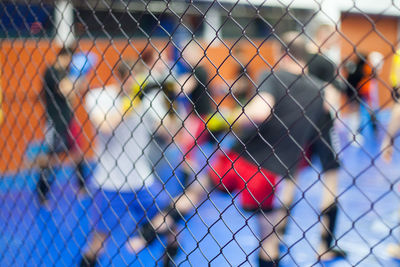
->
xmin=80 ymin=231 xmax=107 ymax=267
xmin=319 ymin=169 xmax=345 ymax=260
xmin=258 ymin=210 xmax=282 ymax=267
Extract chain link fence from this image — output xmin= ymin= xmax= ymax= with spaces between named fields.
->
xmin=1 ymin=0 xmax=400 ymax=266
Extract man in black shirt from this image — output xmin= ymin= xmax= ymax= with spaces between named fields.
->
xmin=44 ymin=53 xmax=73 ymax=147
xmin=128 ymin=32 xmax=334 ymax=266
xmin=172 ymin=41 xmax=211 ymax=118
xmin=277 ymin=24 xmax=345 ymax=262
xmin=175 ymin=42 xmax=221 ymax=204
xmin=36 ymin=47 xmax=86 ymax=205
xmin=188 ymin=66 xmax=210 ymax=117
xmin=308 ymin=25 xmax=346 ymax=261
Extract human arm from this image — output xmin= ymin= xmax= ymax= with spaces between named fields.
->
xmin=177 ymin=73 xmax=196 ymax=95
xmin=59 ymin=76 xmax=90 ymax=103
xmin=141 ymin=90 xmax=181 ymax=140
xmin=232 ymin=92 xmax=275 ymax=126
xmin=176 ymin=67 xmax=208 ymax=95
xmin=207 ymin=91 xmax=275 ymax=132
xmin=231 ymin=71 xmax=279 ymax=126
xmin=43 ymin=67 xmax=78 ymax=103
xmin=85 ymin=87 xmax=124 ymax=134
xmin=59 ymin=77 xmax=76 ymax=102
xmin=323 ymin=83 xmax=341 ymax=114
xmin=381 ymin=102 xmax=400 ymax=162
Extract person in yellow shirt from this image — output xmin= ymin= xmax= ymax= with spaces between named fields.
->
xmin=382 ymin=49 xmax=400 ymax=259
xmin=390 ymin=48 xmax=400 ymax=92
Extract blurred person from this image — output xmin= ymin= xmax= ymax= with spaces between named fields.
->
xmin=277 ymin=24 xmax=346 ymax=262
xmin=35 ymin=46 xmax=87 ymax=206
xmin=136 ymin=47 xmax=187 ymax=199
xmin=231 ymin=46 xmax=253 ymax=103
xmin=381 ymin=102 xmax=400 ymax=163
xmin=69 ymin=49 xmax=98 ymax=99
xmin=139 ymin=47 xmax=182 ymax=143
xmin=181 ymin=41 xmax=211 ymax=118
xmin=384 ymin=46 xmax=400 ymax=163
xmin=175 ymin=41 xmax=213 ymax=152
xmin=128 ymin=32 xmax=334 ymax=267
xmin=384 ymin=47 xmax=400 ymax=163
xmin=79 ymin=60 xmax=167 ymax=267
xmin=205 ymin=45 xmax=255 ymax=138
xmin=345 ymin=52 xmax=382 ymax=144
xmin=380 ymin=94 xmax=400 ymax=261
xmin=368 ymin=52 xmax=384 ymax=112
xmin=381 ymin=85 xmax=400 ymax=260
xmin=117 ymin=48 xmax=191 ymax=267
xmin=390 ymin=46 xmax=400 ymax=98
xmin=307 ymin=23 xmax=346 ymax=108
xmin=141 ymin=42 xmax=213 ymax=267
xmin=308 ymin=24 xmax=340 ymax=84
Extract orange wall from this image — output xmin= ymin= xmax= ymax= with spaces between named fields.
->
xmin=340 ymin=13 xmax=398 ymax=108
xmin=1 ymin=12 xmax=399 ymax=174
xmin=0 ymin=38 xmax=277 ymax=173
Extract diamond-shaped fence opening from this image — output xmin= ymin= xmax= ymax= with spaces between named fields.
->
xmin=1 ymin=0 xmax=400 ymax=266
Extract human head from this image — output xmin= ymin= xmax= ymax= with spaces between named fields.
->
xmin=368 ymin=51 xmax=384 ymax=73
xmin=181 ymin=41 xmax=204 ymax=67
xmin=279 ymin=31 xmax=309 ymax=65
xmin=140 ymin=46 xmax=169 ymax=76
xmin=141 ymin=47 xmax=157 ymax=67
xmin=314 ymin=24 xmax=338 ymax=51
xmin=116 ymin=59 xmax=134 ymax=93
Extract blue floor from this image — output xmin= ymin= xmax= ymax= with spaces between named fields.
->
xmin=1 ymin=110 xmax=400 ymax=267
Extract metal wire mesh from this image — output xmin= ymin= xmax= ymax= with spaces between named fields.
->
xmin=1 ymin=0 xmax=400 ymax=266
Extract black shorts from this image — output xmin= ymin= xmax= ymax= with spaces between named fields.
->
xmin=393 ymin=87 xmax=400 ymax=103
xmin=44 ymin=118 xmax=81 ymax=154
xmin=309 ymin=112 xmax=340 ymax=172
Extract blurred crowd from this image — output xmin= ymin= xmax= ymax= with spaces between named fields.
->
xmin=30 ymin=23 xmax=400 ymax=266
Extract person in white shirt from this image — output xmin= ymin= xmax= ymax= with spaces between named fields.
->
xmin=79 ymin=60 xmax=167 ymax=267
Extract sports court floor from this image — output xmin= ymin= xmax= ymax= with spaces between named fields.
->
xmin=1 ymin=110 xmax=400 ymax=266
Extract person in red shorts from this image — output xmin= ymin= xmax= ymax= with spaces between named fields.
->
xmin=128 ymin=32 xmax=332 ymax=267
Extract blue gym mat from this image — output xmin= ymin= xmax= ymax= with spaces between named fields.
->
xmin=1 ymin=110 xmax=400 ymax=266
